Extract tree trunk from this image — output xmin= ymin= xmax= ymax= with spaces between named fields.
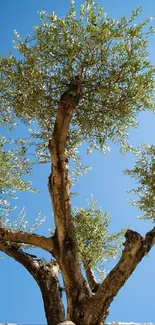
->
xmin=36 ymin=265 xmax=65 ymax=325
xmin=48 ymin=79 xmax=92 ymax=321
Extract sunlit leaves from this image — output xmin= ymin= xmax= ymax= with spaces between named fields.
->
xmin=73 ymin=197 xmax=125 ymax=270
xmin=125 ymin=145 xmax=155 ymax=220
xmin=0 ymin=135 xmax=37 ymax=215
xmin=3 ymin=207 xmax=45 ymax=233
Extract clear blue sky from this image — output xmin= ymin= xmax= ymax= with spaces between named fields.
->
xmin=0 ymin=0 xmax=155 ymax=323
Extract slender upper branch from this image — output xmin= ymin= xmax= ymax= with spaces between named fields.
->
xmin=84 ymin=262 xmax=99 ymax=293
xmin=0 ymin=227 xmax=53 ymax=253
xmin=50 ymin=78 xmax=81 ymax=162
xmin=84 ymin=227 xmax=155 ymax=325
xmin=144 ymin=226 xmax=155 ymax=251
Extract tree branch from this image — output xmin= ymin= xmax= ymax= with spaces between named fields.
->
xmin=0 ymin=241 xmax=65 ymax=324
xmin=0 ymin=240 xmax=40 ymax=271
xmin=0 ymin=227 xmax=53 ymax=253
xmin=84 ymin=262 xmax=99 ymax=293
xmin=84 ymin=227 xmax=155 ymax=325
xmin=143 ymin=226 xmax=155 ymax=252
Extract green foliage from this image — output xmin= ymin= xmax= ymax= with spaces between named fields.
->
xmin=0 ymin=135 xmax=37 ymax=217
xmin=125 ymin=145 xmax=155 ymax=220
xmin=3 ymin=207 xmax=45 ymax=233
xmin=1 ymin=207 xmax=46 ymax=253
xmin=0 ymin=136 xmax=45 ymax=250
xmin=73 ymin=197 xmax=125 ymax=274
xmin=0 ymin=0 xmax=154 ymax=156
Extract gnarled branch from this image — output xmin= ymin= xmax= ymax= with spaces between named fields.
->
xmin=0 ymin=227 xmax=53 ymax=253
xmin=84 ymin=227 xmax=155 ymax=325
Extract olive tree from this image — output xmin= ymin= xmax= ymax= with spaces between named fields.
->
xmin=0 ymin=1 xmax=155 ymax=324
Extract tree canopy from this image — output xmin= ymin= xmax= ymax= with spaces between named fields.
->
xmin=1 ymin=1 xmax=154 ymax=155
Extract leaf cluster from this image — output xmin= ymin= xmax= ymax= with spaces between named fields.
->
xmin=73 ymin=197 xmax=125 ymax=271
xmin=125 ymin=144 xmax=155 ymax=220
xmin=0 ymin=135 xmax=37 ymax=216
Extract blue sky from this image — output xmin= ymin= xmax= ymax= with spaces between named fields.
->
xmin=0 ymin=0 xmax=155 ymax=323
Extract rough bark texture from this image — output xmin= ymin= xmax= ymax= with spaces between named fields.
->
xmin=35 ymin=263 xmax=65 ymax=325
